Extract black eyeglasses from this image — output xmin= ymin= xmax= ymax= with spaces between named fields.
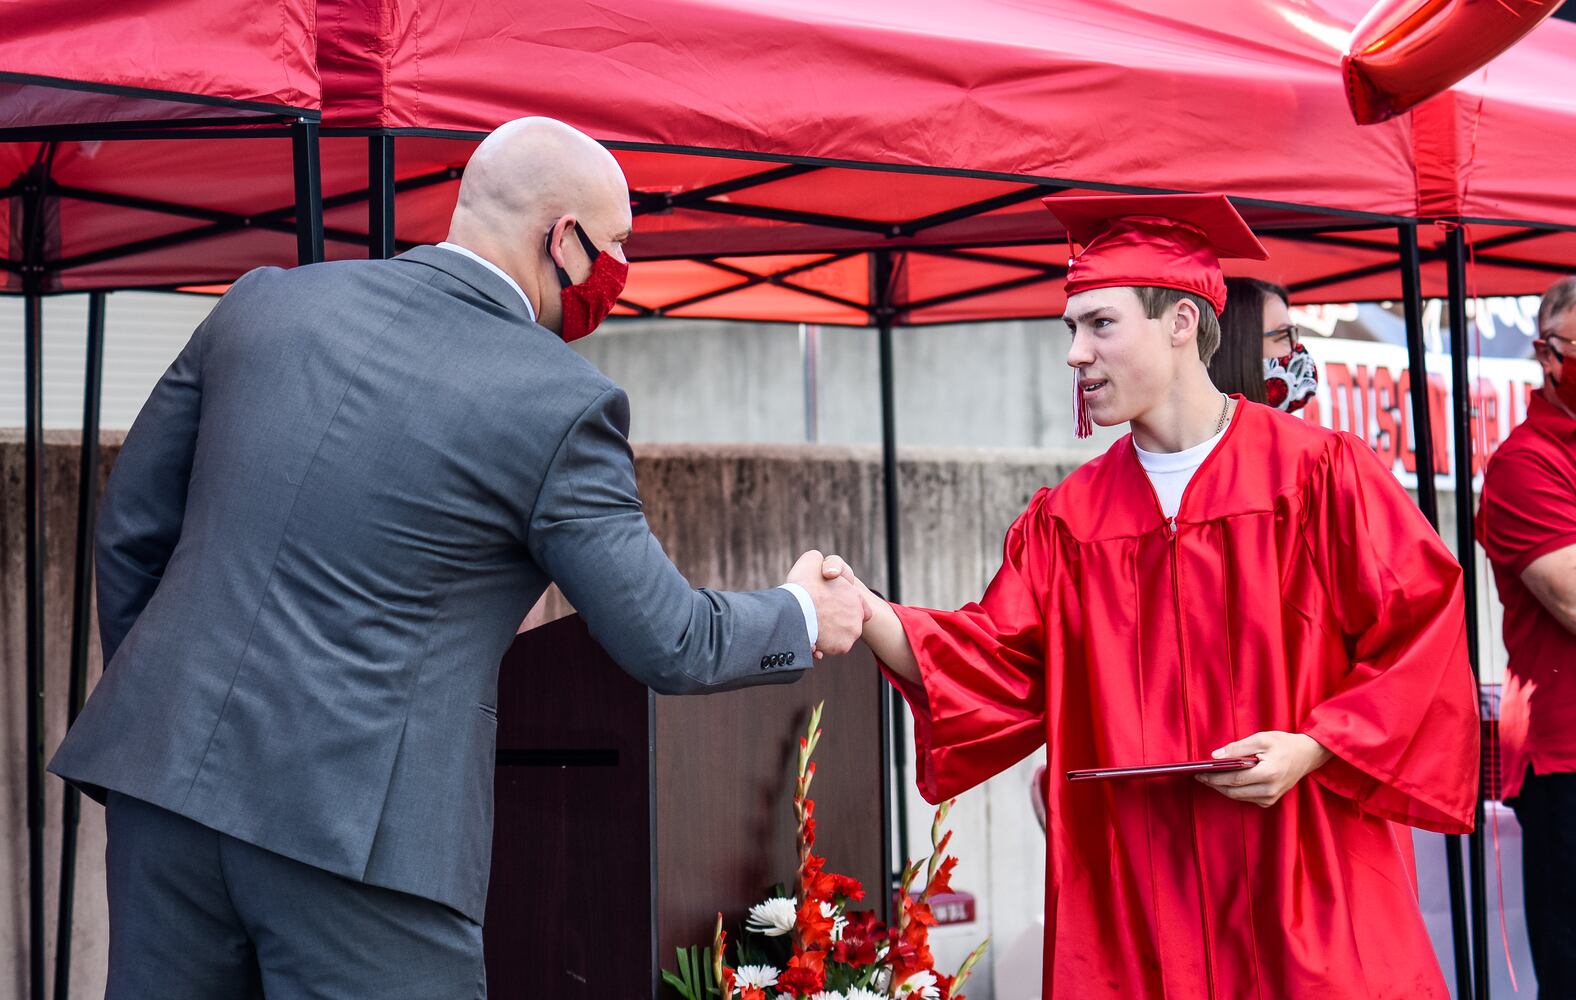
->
xmin=1263 ymin=324 xmax=1301 ymax=346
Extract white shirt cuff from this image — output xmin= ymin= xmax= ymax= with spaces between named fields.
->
xmin=778 ymin=583 xmax=818 ymax=646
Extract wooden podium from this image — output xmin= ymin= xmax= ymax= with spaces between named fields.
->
xmin=484 ymin=614 xmax=885 ymax=998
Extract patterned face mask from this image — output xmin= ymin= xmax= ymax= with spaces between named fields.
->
xmin=1263 ymin=342 xmax=1319 ymax=412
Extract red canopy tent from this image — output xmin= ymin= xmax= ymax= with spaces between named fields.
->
xmin=0 ymin=0 xmax=317 ymax=130
xmin=3 ymin=7 xmax=320 ymax=1000
xmin=11 ymin=0 xmax=1574 ymax=994
xmin=322 ymin=3 xmax=1576 ymax=996
xmin=12 ymin=1 xmax=1574 ymax=310
xmin=308 ymin=0 xmax=1576 ymax=320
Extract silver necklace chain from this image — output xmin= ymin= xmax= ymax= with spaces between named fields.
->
xmin=1213 ymin=393 xmax=1231 ymax=437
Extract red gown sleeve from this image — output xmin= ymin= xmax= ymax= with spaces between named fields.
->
xmin=879 ymin=489 xmax=1053 ymax=804
xmin=1299 ymin=433 xmax=1480 ymax=834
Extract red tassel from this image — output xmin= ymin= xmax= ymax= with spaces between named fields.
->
xmin=1073 ymin=367 xmax=1092 ymax=439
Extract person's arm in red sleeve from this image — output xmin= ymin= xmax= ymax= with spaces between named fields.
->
xmin=1523 ymin=546 xmax=1576 ymax=635
xmin=1481 ymin=450 xmax=1576 ymax=635
xmin=840 ymin=489 xmax=1056 ymax=804
xmin=1297 ymin=434 xmax=1480 ymax=833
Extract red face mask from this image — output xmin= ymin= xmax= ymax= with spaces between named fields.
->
xmin=1546 ymin=338 xmax=1576 ymax=412
xmin=549 ymin=223 xmax=628 ymax=343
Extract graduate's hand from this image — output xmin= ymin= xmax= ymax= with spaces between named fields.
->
xmin=1194 ymin=731 xmax=1333 ymax=808
xmin=787 ymin=549 xmax=868 ymax=659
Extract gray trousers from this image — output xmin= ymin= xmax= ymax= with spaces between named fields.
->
xmin=104 ymin=792 xmax=486 ymax=1000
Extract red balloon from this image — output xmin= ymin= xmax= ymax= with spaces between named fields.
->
xmin=1343 ymin=0 xmax=1566 ymax=124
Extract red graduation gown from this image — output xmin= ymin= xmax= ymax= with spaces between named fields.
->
xmin=882 ymin=402 xmax=1478 ymax=1000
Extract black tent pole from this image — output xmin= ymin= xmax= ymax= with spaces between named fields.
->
xmin=293 ymin=117 xmax=325 ymax=265
xmin=1399 ymin=226 xmax=1440 ymax=527
xmin=1399 ymin=223 xmax=1474 ymax=999
xmin=369 ymin=135 xmax=396 ymax=259
xmin=53 ymin=290 xmax=107 ymax=1000
xmin=1443 ymin=225 xmax=1492 ymax=1000
xmin=20 ymin=165 xmax=48 ymax=1000
xmin=872 ymin=249 xmax=908 ymax=920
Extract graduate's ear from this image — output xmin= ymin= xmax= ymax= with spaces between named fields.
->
xmin=1169 ymin=297 xmax=1201 ymax=350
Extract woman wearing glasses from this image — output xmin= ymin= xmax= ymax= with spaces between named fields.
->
xmin=1208 ymin=276 xmax=1319 ymax=412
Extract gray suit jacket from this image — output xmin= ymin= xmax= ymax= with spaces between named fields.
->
xmin=48 ymin=246 xmax=812 ymax=921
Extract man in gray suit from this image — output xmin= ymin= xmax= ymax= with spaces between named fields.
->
xmin=49 ymin=117 xmax=868 ymax=999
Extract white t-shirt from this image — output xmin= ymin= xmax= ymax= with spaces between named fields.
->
xmin=1133 ymin=425 xmax=1228 ymax=520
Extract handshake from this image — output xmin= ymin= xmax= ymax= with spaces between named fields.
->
xmin=784 ymin=549 xmax=881 ymax=660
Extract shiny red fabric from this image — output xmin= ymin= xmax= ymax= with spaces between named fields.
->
xmin=1047 ymin=194 xmax=1271 ymax=315
xmin=1477 ymin=393 xmax=1576 ymax=800
xmin=1343 ymin=0 xmax=1563 ymax=125
xmin=1319 ymin=0 xmax=1576 ymax=225
xmin=881 ymin=402 xmax=1479 ymax=998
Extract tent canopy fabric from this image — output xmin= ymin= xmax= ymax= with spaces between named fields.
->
xmin=1313 ymin=0 xmax=1576 ymax=226
xmin=7 ymin=0 xmax=1576 ymax=319
xmin=0 ymin=0 xmax=320 ymax=131
xmin=318 ymin=0 xmax=1422 ymax=219
xmin=1 ymin=1 xmax=321 ymax=295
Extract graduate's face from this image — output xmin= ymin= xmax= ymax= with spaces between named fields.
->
xmin=1064 ymin=287 xmax=1190 ymax=426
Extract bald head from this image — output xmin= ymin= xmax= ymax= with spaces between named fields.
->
xmin=446 ymin=117 xmax=632 ymax=331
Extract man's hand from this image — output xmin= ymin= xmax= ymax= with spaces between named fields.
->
xmin=787 ymin=550 xmax=870 ymax=659
xmin=1195 ymin=731 xmax=1333 ymax=808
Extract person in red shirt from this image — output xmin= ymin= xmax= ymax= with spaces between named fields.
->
xmin=1478 ymin=275 xmax=1576 ymax=999
xmin=827 ymin=193 xmax=1479 ymax=999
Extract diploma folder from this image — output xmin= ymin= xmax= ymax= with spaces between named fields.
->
xmin=1066 ymin=756 xmax=1259 ymax=782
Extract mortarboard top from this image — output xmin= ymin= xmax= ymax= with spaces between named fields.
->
xmin=1042 ymin=193 xmax=1269 ymax=315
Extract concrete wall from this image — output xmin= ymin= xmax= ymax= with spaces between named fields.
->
xmin=576 ymin=317 xmax=1128 ymax=454
xmin=1 ymin=431 xmax=113 ymax=1000
xmin=2 ymin=431 xmax=1091 ymax=999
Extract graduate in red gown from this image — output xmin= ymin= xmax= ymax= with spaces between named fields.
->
xmin=833 ymin=194 xmax=1479 ymax=999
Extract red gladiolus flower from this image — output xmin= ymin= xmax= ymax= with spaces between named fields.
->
xmin=928 ymin=856 xmax=959 ymax=896
xmin=791 ymin=949 xmax=826 ymax=975
xmin=798 ymin=853 xmax=837 ymax=900
xmin=795 ymin=899 xmax=835 ymax=949
xmin=740 ymin=987 xmax=768 ymax=1000
xmin=845 ymin=909 xmax=886 ymax=936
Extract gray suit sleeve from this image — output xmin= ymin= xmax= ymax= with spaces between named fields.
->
xmin=95 ymin=312 xmax=209 ymax=665
xmin=528 ymin=386 xmax=813 ymax=694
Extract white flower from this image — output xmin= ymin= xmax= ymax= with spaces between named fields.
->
xmin=895 ymin=970 xmax=942 ymax=1000
xmin=845 ymin=989 xmax=886 ymax=1000
xmin=809 ymin=993 xmax=846 ymax=1000
xmin=734 ymin=964 xmax=780 ymax=989
xmin=745 ymin=897 xmax=797 ymax=937
xmin=821 ymin=900 xmax=847 ymax=942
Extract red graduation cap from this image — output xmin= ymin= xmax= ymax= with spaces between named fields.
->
xmin=1042 ymin=193 xmax=1269 ymax=315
